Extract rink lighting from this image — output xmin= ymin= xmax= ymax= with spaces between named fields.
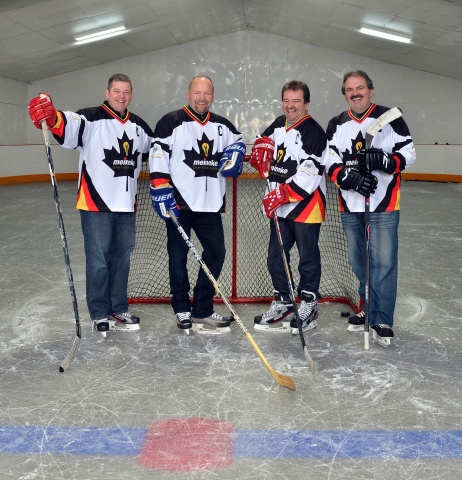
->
xmin=74 ymin=25 xmax=127 ymax=45
xmin=360 ymin=26 xmax=412 ymax=44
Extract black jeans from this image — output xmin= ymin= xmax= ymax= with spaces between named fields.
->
xmin=267 ymin=217 xmax=322 ymax=301
xmin=165 ymin=210 xmax=226 ymax=317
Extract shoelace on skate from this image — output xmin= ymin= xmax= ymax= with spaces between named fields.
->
xmin=262 ymin=301 xmax=281 ymax=318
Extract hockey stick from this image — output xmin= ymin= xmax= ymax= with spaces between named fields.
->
xmin=168 ymin=210 xmax=295 ymax=391
xmin=363 ymin=107 xmax=403 ymax=350
xmin=263 ymin=166 xmax=315 ymax=371
xmin=40 ymin=121 xmax=82 ymax=372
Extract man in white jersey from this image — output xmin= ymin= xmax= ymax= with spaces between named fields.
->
xmin=28 ymin=74 xmax=153 ymax=336
xmin=249 ymin=80 xmax=330 ymax=335
xmin=326 ymin=70 xmax=416 ymax=346
xmin=149 ymin=76 xmax=246 ymax=332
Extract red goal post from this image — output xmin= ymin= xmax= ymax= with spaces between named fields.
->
xmin=128 ymin=154 xmax=360 ymax=311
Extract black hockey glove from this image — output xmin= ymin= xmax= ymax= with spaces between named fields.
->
xmin=355 ymin=148 xmax=397 ymax=174
xmin=337 ymin=168 xmax=378 ymax=197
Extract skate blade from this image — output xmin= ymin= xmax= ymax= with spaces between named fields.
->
xmin=254 ymin=321 xmax=291 ymax=333
xmin=347 ymin=324 xmax=365 ymax=333
xmin=191 ymin=323 xmax=231 ymax=335
xmin=291 ymin=320 xmax=317 ymax=335
xmin=108 ymin=321 xmax=140 ymax=333
xmin=372 ymin=331 xmax=391 ymax=347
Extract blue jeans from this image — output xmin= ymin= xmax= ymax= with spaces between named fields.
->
xmin=341 ymin=211 xmax=399 ymax=328
xmin=80 ymin=210 xmax=136 ymax=320
xmin=165 ymin=211 xmax=226 ymax=318
xmin=267 ymin=217 xmax=322 ymax=301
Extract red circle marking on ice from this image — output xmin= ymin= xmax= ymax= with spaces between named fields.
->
xmin=137 ymin=417 xmax=235 ymax=471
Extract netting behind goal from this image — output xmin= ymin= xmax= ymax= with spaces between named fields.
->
xmin=128 ymin=158 xmax=360 ymax=310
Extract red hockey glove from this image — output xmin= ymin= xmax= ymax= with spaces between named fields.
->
xmin=263 ymin=184 xmax=291 ymax=218
xmin=28 ymin=93 xmax=57 ymax=129
xmin=250 ymin=136 xmax=275 ymax=178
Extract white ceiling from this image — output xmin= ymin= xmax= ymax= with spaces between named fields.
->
xmin=1 ymin=0 xmax=462 ymax=83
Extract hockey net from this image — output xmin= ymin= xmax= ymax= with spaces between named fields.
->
xmin=128 ymin=157 xmax=360 ymax=310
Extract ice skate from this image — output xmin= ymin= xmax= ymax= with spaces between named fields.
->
xmin=254 ymin=291 xmax=294 ymax=333
xmin=347 ymin=311 xmax=365 ymax=332
xmin=108 ymin=312 xmax=140 ymax=332
xmin=191 ymin=312 xmax=232 ymax=334
xmin=176 ymin=312 xmax=192 ymax=335
xmin=290 ymin=290 xmax=318 ymax=335
xmin=372 ymin=324 xmax=394 ymax=347
xmin=92 ymin=318 xmax=109 ymax=338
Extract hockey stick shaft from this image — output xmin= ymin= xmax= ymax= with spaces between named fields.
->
xmin=168 ymin=210 xmax=295 ymax=391
xmin=41 ymin=122 xmax=81 ymax=371
xmin=265 ymin=176 xmax=315 ymax=371
xmin=363 ymin=107 xmax=403 ymax=350
xmin=364 ymin=196 xmax=371 ymax=350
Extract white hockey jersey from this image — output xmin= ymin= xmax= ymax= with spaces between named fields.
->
xmin=150 ymin=106 xmax=244 ymax=213
xmin=261 ymin=114 xmax=328 ymax=223
xmin=326 ymin=103 xmax=416 ymax=213
xmin=50 ymin=101 xmax=153 ymax=212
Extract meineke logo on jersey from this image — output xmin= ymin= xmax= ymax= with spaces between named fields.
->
xmin=103 ymin=132 xmax=139 ymax=190
xmin=183 ymin=132 xmax=221 ymax=178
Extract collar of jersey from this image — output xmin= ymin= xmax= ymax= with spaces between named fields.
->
xmin=183 ymin=105 xmax=210 ymax=125
xmin=285 ymin=113 xmax=311 ymax=132
xmin=101 ymin=101 xmax=130 ymax=123
xmin=348 ymin=103 xmax=377 ymax=123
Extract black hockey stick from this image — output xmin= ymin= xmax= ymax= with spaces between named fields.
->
xmin=264 ymin=175 xmax=315 ymax=371
xmin=363 ymin=107 xmax=403 ymax=350
xmin=40 ymin=120 xmax=81 ymax=371
xmin=168 ymin=210 xmax=295 ymax=391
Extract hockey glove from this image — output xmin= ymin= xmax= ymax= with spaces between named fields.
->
xmin=337 ymin=168 xmax=378 ymax=197
xmin=28 ymin=93 xmax=57 ymax=129
xmin=218 ymin=141 xmax=246 ymax=178
xmin=263 ymin=183 xmax=291 ymax=218
xmin=150 ymin=185 xmax=179 ymax=219
xmin=250 ymin=136 xmax=275 ymax=178
xmin=355 ymin=148 xmax=397 ymax=174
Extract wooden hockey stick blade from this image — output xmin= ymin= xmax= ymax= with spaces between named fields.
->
xmin=245 ymin=332 xmax=296 ymax=390
xmin=59 ymin=336 xmax=81 ymax=372
xmin=365 ymin=107 xmax=403 ymax=147
xmin=168 ymin=210 xmax=295 ymax=390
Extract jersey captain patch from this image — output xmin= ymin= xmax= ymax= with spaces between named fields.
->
xmin=183 ymin=132 xmax=221 ymax=178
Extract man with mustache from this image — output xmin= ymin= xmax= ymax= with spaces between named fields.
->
xmin=326 ymin=70 xmax=416 ymax=346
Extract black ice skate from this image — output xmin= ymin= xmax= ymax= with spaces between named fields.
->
xmin=254 ymin=291 xmax=294 ymax=333
xmin=191 ymin=312 xmax=232 ymax=334
xmin=176 ymin=312 xmax=192 ymax=335
xmin=92 ymin=318 xmax=109 ymax=338
xmin=347 ymin=311 xmax=365 ymax=332
xmin=109 ymin=312 xmax=140 ymax=332
xmin=290 ymin=290 xmax=318 ymax=335
xmin=372 ymin=324 xmax=394 ymax=347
